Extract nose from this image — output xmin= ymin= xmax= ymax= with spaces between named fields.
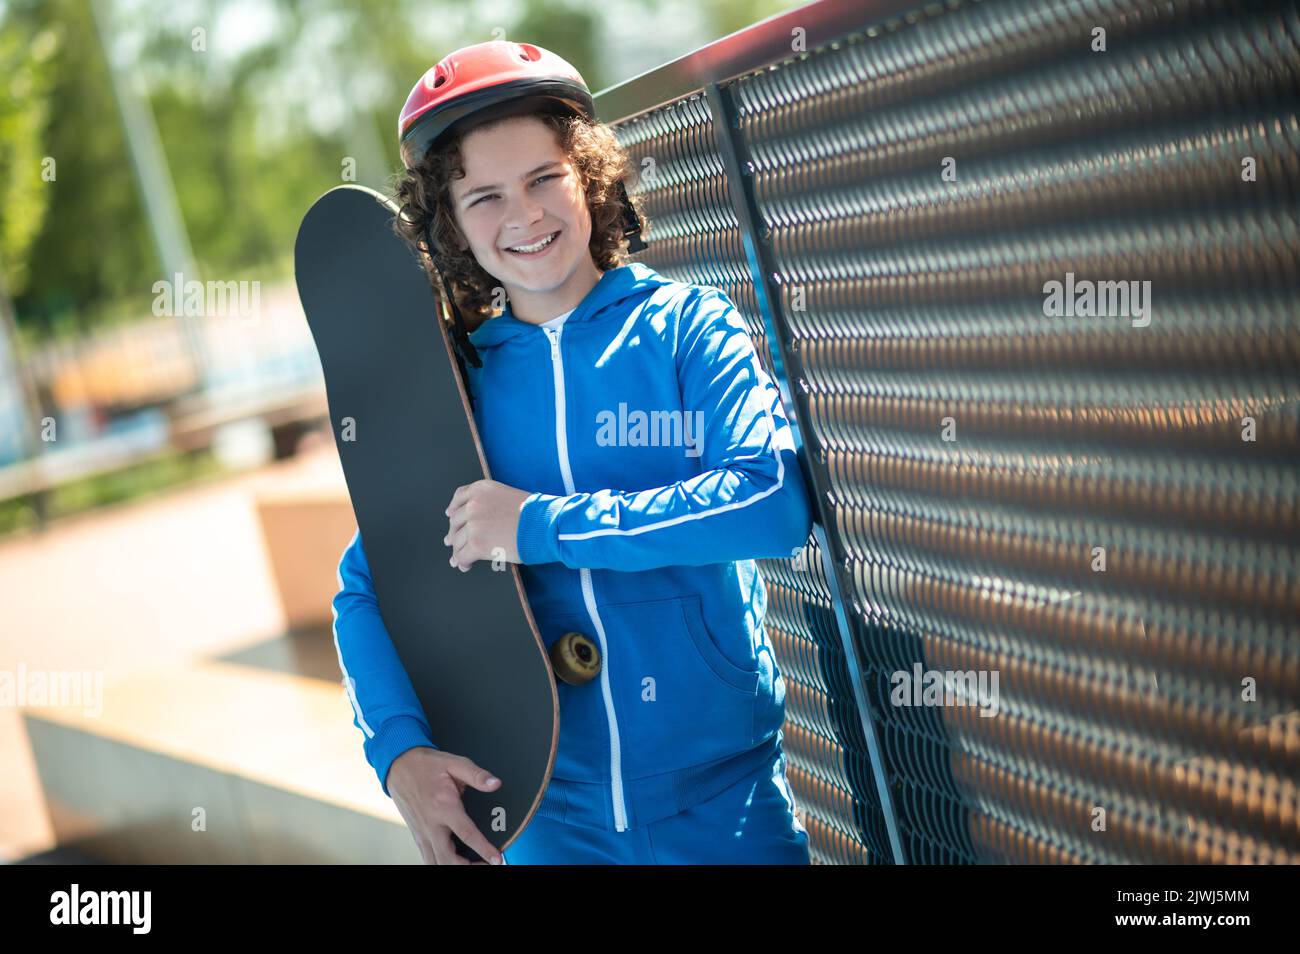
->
xmin=502 ymin=191 xmax=545 ymax=238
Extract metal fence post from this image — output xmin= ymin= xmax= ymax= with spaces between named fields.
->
xmin=704 ymin=81 xmax=908 ymax=865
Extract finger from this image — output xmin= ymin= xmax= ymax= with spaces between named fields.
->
xmin=445 ymin=485 xmax=465 ymax=518
xmin=446 ymin=521 xmax=469 ymax=552
xmin=451 ymin=538 xmax=475 ymax=572
xmin=413 ymin=832 xmax=436 ymax=865
xmin=447 ymin=758 xmax=502 ymax=794
xmin=445 ymin=482 xmax=476 ymax=517
xmin=432 ymin=831 xmax=472 ymax=865
xmin=444 ymin=502 xmax=471 ymax=544
xmin=448 ymin=810 xmax=503 ymax=865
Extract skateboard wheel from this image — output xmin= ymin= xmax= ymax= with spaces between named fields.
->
xmin=550 ymin=632 xmax=601 ymax=685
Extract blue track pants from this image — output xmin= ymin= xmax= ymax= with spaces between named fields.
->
xmin=502 ymin=746 xmax=810 ymax=864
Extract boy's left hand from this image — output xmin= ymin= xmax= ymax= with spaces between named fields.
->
xmin=443 ymin=479 xmax=531 ymax=571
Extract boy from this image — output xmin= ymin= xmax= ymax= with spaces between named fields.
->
xmin=333 ymin=40 xmax=813 ymax=865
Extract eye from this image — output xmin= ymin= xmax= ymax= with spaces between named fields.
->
xmin=468 ymin=173 xmax=560 ymax=208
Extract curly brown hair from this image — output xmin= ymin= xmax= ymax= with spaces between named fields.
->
xmin=389 ymin=110 xmax=648 ymax=333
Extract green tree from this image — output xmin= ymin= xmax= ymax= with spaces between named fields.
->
xmin=2 ymin=0 xmax=155 ymax=337
xmin=0 ymin=19 xmax=59 ymax=297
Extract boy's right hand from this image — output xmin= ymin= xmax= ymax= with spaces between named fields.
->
xmin=387 ymin=747 xmax=504 ymax=865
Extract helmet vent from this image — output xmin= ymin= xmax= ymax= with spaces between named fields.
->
xmin=517 ymin=43 xmax=542 ymax=62
xmin=425 ymin=66 xmax=449 ymax=90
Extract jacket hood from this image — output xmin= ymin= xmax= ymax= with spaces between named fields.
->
xmin=467 ymin=262 xmax=677 ymax=350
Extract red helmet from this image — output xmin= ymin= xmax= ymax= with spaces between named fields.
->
xmin=395 ymin=40 xmax=647 ymax=383
xmin=398 ymin=40 xmax=595 ymax=170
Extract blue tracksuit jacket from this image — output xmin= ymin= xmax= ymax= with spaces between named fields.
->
xmin=332 ymin=261 xmax=814 ymax=832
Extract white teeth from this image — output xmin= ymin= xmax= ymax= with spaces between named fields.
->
xmin=508 ymin=232 xmax=558 ymax=253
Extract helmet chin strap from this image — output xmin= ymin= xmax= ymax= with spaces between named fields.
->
xmin=616 ymin=180 xmax=648 ymax=254
xmin=419 ymin=220 xmax=483 ymax=415
xmin=422 ymin=221 xmax=483 ymax=380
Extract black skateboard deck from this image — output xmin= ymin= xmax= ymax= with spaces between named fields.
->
xmin=294 ymin=184 xmax=559 ymax=861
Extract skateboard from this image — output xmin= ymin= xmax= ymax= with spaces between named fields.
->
xmin=295 ymin=184 xmax=584 ymax=861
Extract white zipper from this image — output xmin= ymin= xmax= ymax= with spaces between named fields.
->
xmin=543 ymin=324 xmax=629 ymax=832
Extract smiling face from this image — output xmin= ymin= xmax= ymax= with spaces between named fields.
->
xmin=449 ymin=115 xmax=603 ymax=324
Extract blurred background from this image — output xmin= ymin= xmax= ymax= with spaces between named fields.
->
xmin=0 ymin=0 xmax=802 ymax=864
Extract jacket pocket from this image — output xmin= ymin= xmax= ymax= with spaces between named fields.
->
xmin=597 ymin=594 xmax=758 ymax=776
